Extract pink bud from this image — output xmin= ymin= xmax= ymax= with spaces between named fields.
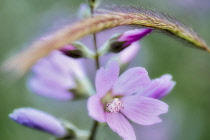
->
xmin=118 ymin=28 xmax=152 ymax=47
xmin=60 ymin=45 xmax=83 ymax=58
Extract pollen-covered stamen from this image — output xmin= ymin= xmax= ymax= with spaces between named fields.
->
xmin=106 ymin=98 xmax=124 ymax=113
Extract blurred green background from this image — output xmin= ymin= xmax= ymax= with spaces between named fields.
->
xmin=0 ymin=0 xmax=210 ymax=140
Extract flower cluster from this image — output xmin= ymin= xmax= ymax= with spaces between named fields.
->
xmin=8 ymin=2 xmax=176 ymax=140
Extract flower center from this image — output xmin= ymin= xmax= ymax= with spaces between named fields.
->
xmin=106 ymin=98 xmax=124 ymax=113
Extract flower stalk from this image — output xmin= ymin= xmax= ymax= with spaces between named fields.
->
xmin=88 ymin=1 xmax=100 ymax=139
xmin=88 ymin=120 xmax=99 ymax=140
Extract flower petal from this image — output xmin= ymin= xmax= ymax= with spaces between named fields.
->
xmin=28 ymin=77 xmax=73 ymax=100
xmin=105 ymin=112 xmax=136 ymax=140
xmin=95 ymin=61 xmax=119 ymax=97
xmin=118 ymin=42 xmax=141 ymax=65
xmin=121 ymin=96 xmax=168 ymax=125
xmin=138 ymin=74 xmax=176 ymax=99
xmin=87 ymin=95 xmax=106 ymax=122
xmin=47 ymin=51 xmax=85 ymax=77
xmin=33 ymin=51 xmax=71 ymax=76
xmin=31 ymin=51 xmax=77 ymax=89
xmin=112 ymin=67 xmax=151 ymax=96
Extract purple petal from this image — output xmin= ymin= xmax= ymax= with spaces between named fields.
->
xmin=33 ymin=51 xmax=85 ymax=80
xmin=31 ymin=51 xmax=77 ymax=89
xmin=118 ymin=29 xmax=152 ymax=47
xmin=29 ymin=72 xmax=75 ymax=90
xmin=87 ymin=95 xmax=106 ymax=122
xmin=138 ymin=74 xmax=176 ymax=99
xmin=60 ymin=44 xmax=76 ymax=52
xmin=33 ymin=51 xmax=71 ymax=76
xmin=9 ymin=108 xmax=67 ymax=138
xmin=28 ymin=77 xmax=73 ymax=101
xmin=112 ymin=67 xmax=151 ymax=96
xmin=121 ymin=95 xmax=168 ymax=125
xmin=105 ymin=112 xmax=136 ymax=140
xmin=32 ymin=59 xmax=72 ymax=87
xmin=95 ymin=61 xmax=119 ymax=97
xmin=118 ymin=42 xmax=141 ymax=65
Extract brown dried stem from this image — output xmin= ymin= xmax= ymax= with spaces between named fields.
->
xmin=2 ymin=11 xmax=209 ymax=75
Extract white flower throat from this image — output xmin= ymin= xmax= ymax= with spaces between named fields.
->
xmin=106 ymin=98 xmax=124 ymax=113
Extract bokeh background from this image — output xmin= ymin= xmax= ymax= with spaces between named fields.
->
xmin=0 ymin=0 xmax=210 ymax=140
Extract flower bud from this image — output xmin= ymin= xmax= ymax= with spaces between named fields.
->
xmin=87 ymin=0 xmax=101 ymax=9
xmin=59 ymin=42 xmax=94 ymax=58
xmin=9 ymin=108 xmax=68 ymax=138
xmin=109 ymin=28 xmax=152 ymax=53
xmin=60 ymin=45 xmax=83 ymax=58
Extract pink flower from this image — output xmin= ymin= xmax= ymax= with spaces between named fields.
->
xmin=88 ymin=61 xmax=175 ymax=140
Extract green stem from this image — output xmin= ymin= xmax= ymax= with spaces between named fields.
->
xmin=88 ymin=1 xmax=100 ymax=140
xmin=88 ymin=121 xmax=99 ymax=140
xmin=92 ymin=33 xmax=100 ymax=69
xmin=90 ymin=3 xmax=100 ymax=69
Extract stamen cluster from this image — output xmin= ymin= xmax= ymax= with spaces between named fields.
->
xmin=106 ymin=98 xmax=124 ymax=113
